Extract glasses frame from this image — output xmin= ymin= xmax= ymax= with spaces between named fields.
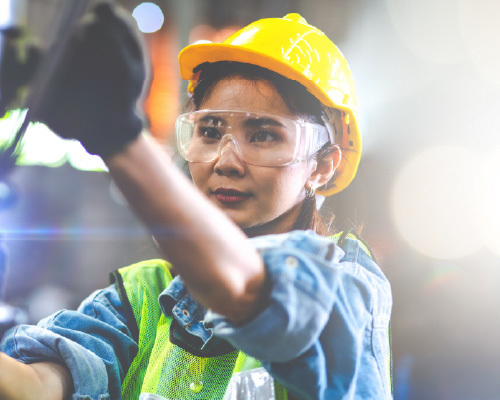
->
xmin=175 ymin=109 xmax=331 ymax=167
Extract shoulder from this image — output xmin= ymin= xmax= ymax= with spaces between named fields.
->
xmin=250 ymin=229 xmax=341 ymax=258
xmin=251 ymin=229 xmax=391 ymax=304
xmin=331 ymin=231 xmax=388 ymax=282
xmin=251 ymin=229 xmax=380 ymax=270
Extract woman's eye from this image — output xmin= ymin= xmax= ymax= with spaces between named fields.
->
xmin=197 ymin=126 xmax=221 ymax=140
xmin=250 ymin=130 xmax=278 ymax=143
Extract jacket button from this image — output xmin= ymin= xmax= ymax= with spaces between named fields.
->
xmin=285 ymin=256 xmax=298 ymax=268
xmin=190 ymin=381 xmax=203 ymax=393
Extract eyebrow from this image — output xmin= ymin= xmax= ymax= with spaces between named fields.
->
xmin=196 ymin=114 xmax=286 ymax=128
xmin=243 ymin=118 xmax=286 ymax=128
xmin=197 ymin=115 xmax=226 ymax=125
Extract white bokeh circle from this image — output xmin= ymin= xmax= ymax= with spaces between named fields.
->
xmin=459 ymin=0 xmax=500 ymax=87
xmin=474 ymin=146 xmax=500 ymax=256
xmin=391 ymin=145 xmax=483 ymax=259
xmin=132 ymin=2 xmax=164 ymax=34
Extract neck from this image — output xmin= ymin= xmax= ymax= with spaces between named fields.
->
xmin=242 ymin=202 xmax=303 ymax=238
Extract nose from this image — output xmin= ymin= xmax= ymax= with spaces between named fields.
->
xmin=214 ymin=135 xmax=246 ymax=176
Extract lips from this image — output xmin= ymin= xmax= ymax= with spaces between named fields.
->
xmin=213 ymin=188 xmax=252 ymax=203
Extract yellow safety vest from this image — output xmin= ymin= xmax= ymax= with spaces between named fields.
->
xmin=111 ymin=259 xmax=288 ymax=399
xmin=110 ymin=231 xmax=392 ymax=399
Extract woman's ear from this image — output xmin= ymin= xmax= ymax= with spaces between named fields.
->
xmin=306 ymin=145 xmax=342 ymax=190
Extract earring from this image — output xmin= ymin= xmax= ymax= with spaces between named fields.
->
xmin=305 ymin=187 xmax=315 ymax=198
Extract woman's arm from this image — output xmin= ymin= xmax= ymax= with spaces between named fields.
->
xmin=105 ymin=135 xmax=267 ymax=323
xmin=32 ymin=2 xmax=267 ymax=323
xmin=0 ymin=283 xmax=138 ymax=399
xmin=0 ymin=353 xmax=72 ymax=400
xmin=205 ymin=231 xmax=393 ymax=399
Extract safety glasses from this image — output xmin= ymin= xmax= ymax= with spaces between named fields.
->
xmin=176 ymin=110 xmax=330 ymax=167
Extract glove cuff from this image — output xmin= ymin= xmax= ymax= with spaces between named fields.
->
xmin=82 ymin=111 xmax=144 ymax=158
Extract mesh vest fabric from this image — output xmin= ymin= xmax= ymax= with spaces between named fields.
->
xmin=110 ymin=259 xmax=288 ymax=400
xmin=330 ymin=231 xmax=373 ymax=258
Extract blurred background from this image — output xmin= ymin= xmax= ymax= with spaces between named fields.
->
xmin=1 ymin=0 xmax=500 ymax=399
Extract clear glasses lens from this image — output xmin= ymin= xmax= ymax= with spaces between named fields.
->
xmin=176 ymin=110 xmax=328 ymax=167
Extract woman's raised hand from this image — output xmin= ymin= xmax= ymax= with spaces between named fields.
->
xmin=34 ymin=2 xmax=150 ymax=158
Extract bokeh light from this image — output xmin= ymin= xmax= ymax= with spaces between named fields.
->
xmin=475 ymin=146 xmax=500 ymax=256
xmin=385 ymin=0 xmax=466 ymax=64
xmin=132 ymin=2 xmax=164 ymax=33
xmin=459 ymin=0 xmax=500 ymax=87
xmin=391 ymin=145 xmax=483 ymax=259
xmin=0 ymin=110 xmax=107 ymax=171
xmin=66 ymin=141 xmax=107 ymax=172
xmin=17 ymin=123 xmax=68 ymax=167
xmin=0 ymin=0 xmax=26 ymax=30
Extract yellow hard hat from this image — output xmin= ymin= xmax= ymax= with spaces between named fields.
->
xmin=178 ymin=13 xmax=361 ymax=195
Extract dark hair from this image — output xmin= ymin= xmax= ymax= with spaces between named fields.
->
xmin=186 ymin=61 xmax=335 ymax=236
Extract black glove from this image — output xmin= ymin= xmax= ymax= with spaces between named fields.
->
xmin=0 ymin=39 xmax=41 ymax=116
xmin=34 ymin=2 xmax=150 ymax=158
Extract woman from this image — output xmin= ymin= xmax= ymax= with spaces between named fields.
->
xmin=0 ymin=4 xmax=392 ymax=399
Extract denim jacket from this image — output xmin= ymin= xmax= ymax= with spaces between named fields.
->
xmin=1 ymin=230 xmax=392 ymax=399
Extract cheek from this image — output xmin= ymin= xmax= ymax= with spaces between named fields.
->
xmin=263 ymin=166 xmax=310 ymax=201
xmin=188 ymin=163 xmax=210 ymax=189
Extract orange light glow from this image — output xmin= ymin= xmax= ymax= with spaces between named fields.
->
xmin=144 ymin=30 xmax=179 ymax=146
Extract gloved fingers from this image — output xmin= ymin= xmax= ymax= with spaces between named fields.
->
xmin=31 ymin=1 xmax=148 ymax=153
xmin=38 ymin=3 xmax=147 ymax=105
xmin=93 ymin=2 xmax=146 ymax=62
xmin=81 ymin=2 xmax=147 ymax=72
xmin=78 ymin=3 xmax=148 ymax=97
